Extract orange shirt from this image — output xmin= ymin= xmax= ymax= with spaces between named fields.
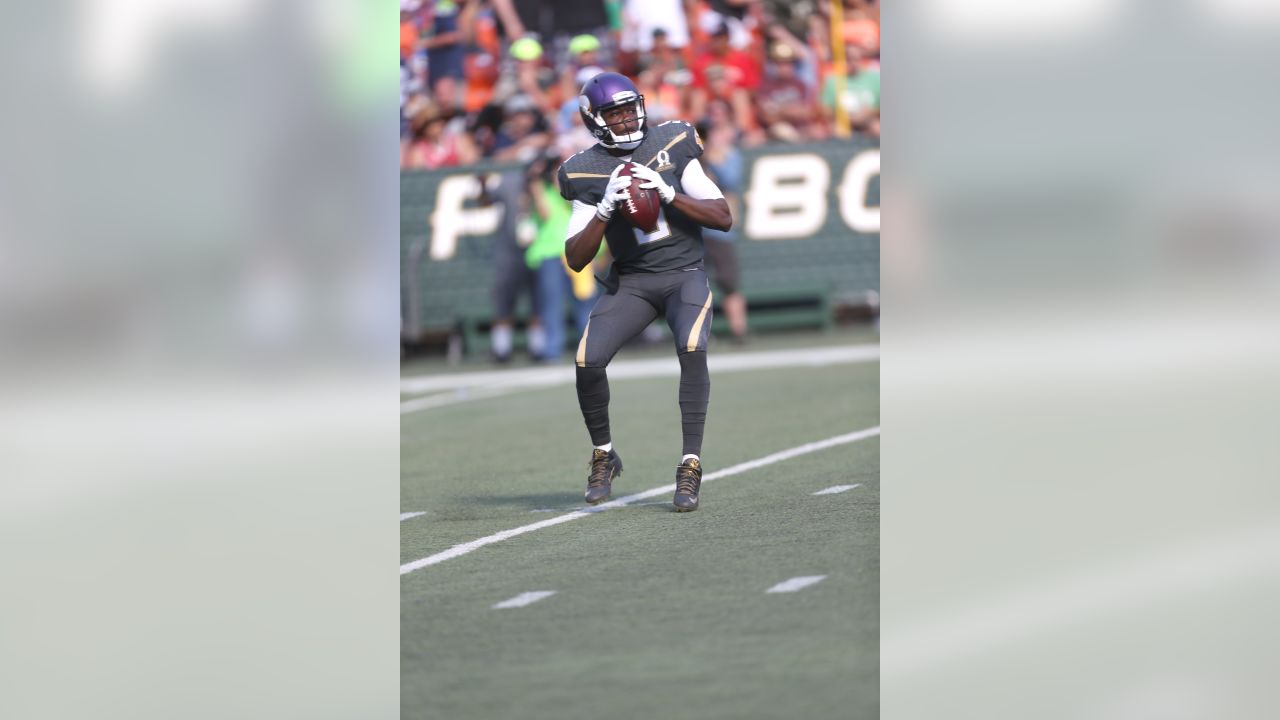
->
xmin=400 ymin=21 xmax=419 ymax=60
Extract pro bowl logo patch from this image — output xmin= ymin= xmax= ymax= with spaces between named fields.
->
xmin=652 ymin=149 xmax=674 ymax=173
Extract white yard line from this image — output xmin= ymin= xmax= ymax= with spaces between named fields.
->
xmin=401 ymin=344 xmax=879 ymax=414
xmin=400 ymin=512 xmax=426 ymax=522
xmin=812 ymin=484 xmax=861 ymax=495
xmin=491 ymin=591 xmax=557 ymax=609
xmin=766 ymin=576 xmax=828 ymax=593
xmin=400 ymin=426 xmax=880 ymax=575
xmin=530 ymin=499 xmax=683 ymax=513
xmin=400 ymin=386 xmax=519 ymax=414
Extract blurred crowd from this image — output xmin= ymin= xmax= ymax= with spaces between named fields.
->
xmin=402 ymin=0 xmax=879 ymax=361
xmin=400 ymin=0 xmax=881 ymax=171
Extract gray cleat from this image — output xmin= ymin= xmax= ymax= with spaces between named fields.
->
xmin=584 ymin=449 xmax=623 ymax=504
xmin=672 ymin=458 xmax=702 ymax=512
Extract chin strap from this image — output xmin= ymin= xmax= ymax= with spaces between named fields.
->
xmin=597 ymin=112 xmax=645 ymax=149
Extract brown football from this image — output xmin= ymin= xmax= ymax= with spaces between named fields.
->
xmin=617 ymin=164 xmax=661 ymax=233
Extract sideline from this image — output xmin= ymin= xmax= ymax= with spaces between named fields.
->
xmin=401 ymin=344 xmax=879 ymax=414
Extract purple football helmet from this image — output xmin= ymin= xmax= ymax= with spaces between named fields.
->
xmin=578 ymin=71 xmax=647 ymax=150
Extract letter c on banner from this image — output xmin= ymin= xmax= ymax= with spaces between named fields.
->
xmin=839 ymin=149 xmax=880 ymax=234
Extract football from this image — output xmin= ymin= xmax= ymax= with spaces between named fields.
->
xmin=617 ymin=164 xmax=661 ymax=233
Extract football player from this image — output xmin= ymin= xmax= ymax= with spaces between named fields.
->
xmin=558 ymin=71 xmax=733 ymax=512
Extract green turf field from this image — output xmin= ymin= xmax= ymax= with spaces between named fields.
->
xmin=401 ymin=332 xmax=879 ymax=720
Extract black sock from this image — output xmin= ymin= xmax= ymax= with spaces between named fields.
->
xmin=678 ymin=351 xmax=710 ymax=457
xmin=576 ymin=365 xmax=611 ymax=447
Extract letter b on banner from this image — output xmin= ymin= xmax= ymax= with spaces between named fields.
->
xmin=744 ymin=154 xmax=830 ymax=240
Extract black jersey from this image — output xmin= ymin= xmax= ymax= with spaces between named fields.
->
xmin=558 ymin=120 xmax=708 ymax=275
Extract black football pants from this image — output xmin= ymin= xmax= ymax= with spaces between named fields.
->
xmin=574 ymin=267 xmax=713 ymax=457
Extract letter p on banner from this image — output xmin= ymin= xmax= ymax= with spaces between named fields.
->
xmin=430 ymin=175 xmax=502 ymax=260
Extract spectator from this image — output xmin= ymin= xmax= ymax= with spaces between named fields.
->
xmin=567 ymin=33 xmax=602 ymax=70
xmin=400 ymin=4 xmax=877 ymax=153
xmin=557 ymin=66 xmax=603 ymax=133
xmin=698 ymin=113 xmax=749 ymax=342
xmin=690 ymin=24 xmax=761 ymax=138
xmin=553 ymin=35 xmax=605 ymax=138
xmin=489 ymin=0 xmax=527 ymax=39
xmin=757 ymin=42 xmax=823 ymax=142
xmin=460 ymin=49 xmax=501 ymax=114
xmin=491 ymin=35 xmax=554 ymax=110
xmin=401 ymin=60 xmax=427 ymax=136
xmin=491 ymin=93 xmax=550 ymax=163
xmin=641 ymin=28 xmax=680 ymax=75
xmin=459 ymin=0 xmax=502 ymax=54
xmin=455 ymin=1 xmax=501 ymax=111
xmin=492 ymin=0 xmax=612 ymax=70
xmin=423 ymin=0 xmax=466 ymax=107
xmin=479 ymin=169 xmax=545 ymax=362
xmin=638 ymin=29 xmax=693 ymax=120
xmin=691 ymin=23 xmax=760 ymax=91
xmin=467 ymin=101 xmax=505 ymax=158
xmin=524 ymin=153 xmax=595 ymax=362
xmin=401 ymin=99 xmax=479 ymax=169
xmin=401 ymin=5 xmax=429 ymax=121
xmin=843 ymin=0 xmax=881 ymax=57
xmin=760 ymin=0 xmax=822 ymax=43
xmin=603 ymin=0 xmax=625 ymax=59
xmin=634 ymin=68 xmax=678 ymax=126
xmin=762 ymin=13 xmax=820 ymax=87
xmin=700 ymin=88 xmax=738 ymax=137
xmin=843 ymin=16 xmax=879 ymax=58
xmin=694 ymin=0 xmax=755 ymax=52
xmin=554 ymin=66 xmax=605 ymax=156
xmin=400 ymin=8 xmax=421 ymax=62
xmin=547 ymin=1 xmax=613 ymax=66
xmin=619 ymin=0 xmax=689 ymax=73
xmin=400 ymin=7 xmax=877 ymax=182
xmin=821 ymin=43 xmax=879 ymax=138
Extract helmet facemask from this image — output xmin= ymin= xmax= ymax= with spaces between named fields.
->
xmin=582 ymin=93 xmax=647 ymax=150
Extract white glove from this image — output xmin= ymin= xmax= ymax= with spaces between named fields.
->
xmin=595 ymin=164 xmax=632 ymax=222
xmin=630 ymin=162 xmax=675 ymax=204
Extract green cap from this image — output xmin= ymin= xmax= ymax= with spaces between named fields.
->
xmin=509 ymin=37 xmax=543 ymax=61
xmin=568 ymin=34 xmax=601 ymax=56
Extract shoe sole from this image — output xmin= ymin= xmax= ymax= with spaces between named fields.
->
xmin=673 ymin=502 xmax=699 ymax=512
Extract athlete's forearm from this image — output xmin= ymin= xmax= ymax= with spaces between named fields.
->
xmin=566 ymin=217 xmax=609 ymax=272
xmin=670 ymin=195 xmax=732 ymax=232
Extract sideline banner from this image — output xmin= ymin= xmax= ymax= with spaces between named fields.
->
xmin=401 ymin=140 xmax=879 ymax=339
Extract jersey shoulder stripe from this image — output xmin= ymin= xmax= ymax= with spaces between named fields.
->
xmin=639 ymin=119 xmax=702 ymax=172
xmin=559 ymin=146 xmax=624 ymax=203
